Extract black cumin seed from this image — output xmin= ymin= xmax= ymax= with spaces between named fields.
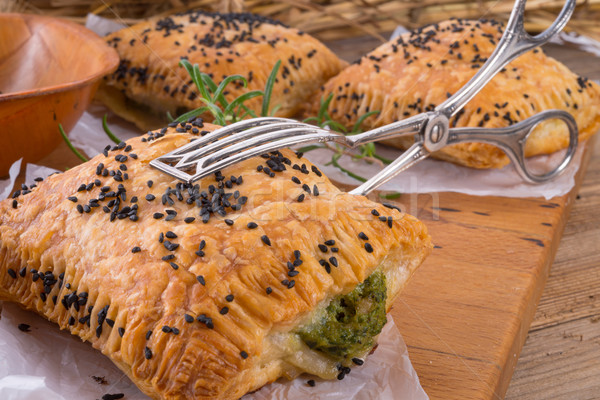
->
xmin=313 ymin=185 xmax=319 ymax=196
xmin=118 ymin=327 xmax=125 ymax=337
xmin=307 ymin=379 xmax=316 ymax=387
xmin=220 ymin=306 xmax=229 ymax=315
xmin=144 ymin=347 xmax=153 ymax=359
xmin=153 ymin=213 xmax=164 ymax=219
xmin=287 ymin=280 xmax=295 ymax=289
xmin=378 ymin=216 xmax=387 ymax=222
xmin=68 ymin=196 xmax=78 ymax=202
xmin=162 ymin=254 xmax=175 ymax=261
xmin=7 ymin=269 xmax=16 ymax=279
xmin=288 ymin=270 xmax=299 ymax=277
xmin=195 ymin=250 xmax=205 ymax=257
xmin=358 ymin=232 xmax=369 ymax=240
xmin=247 ymin=222 xmax=258 ymax=229
xmin=172 ymin=327 xmax=179 ymax=335
xmin=291 ymin=176 xmax=301 ymax=184
xmin=294 ymin=250 xmax=301 ymax=259
xmin=169 ymin=262 xmax=179 ymax=270
xmin=337 ymin=372 xmax=345 ymax=380
xmin=162 ymin=325 xmax=172 ymax=333
xmin=102 ymin=394 xmax=125 ymax=400
xmin=197 ymin=275 xmax=206 ymax=285
xmin=146 ymin=330 xmax=152 ymax=340
xmin=364 ymin=243 xmax=374 ymax=253
xmin=19 ymin=267 xmax=26 ymax=277
xmin=324 ymin=239 xmax=335 ymax=246
xmin=318 ymin=244 xmax=328 ymax=252
xmin=225 ymin=294 xmax=234 ymax=302
xmin=261 ymin=235 xmax=271 ymax=246
xmin=131 ymin=246 xmax=141 ymax=253
xmin=224 ymin=219 xmax=234 ymax=226
xmin=329 ymin=257 xmax=338 ymax=267
xmin=371 ymin=209 xmax=380 ymax=216
xmin=165 ymin=231 xmax=177 ymax=239
xmin=352 ymin=357 xmax=364 ymax=365
xmin=198 ymin=240 xmax=206 ymax=250
xmin=184 ymin=217 xmax=195 ymax=223
xmin=147 ymin=180 xmax=153 ymax=188
xmin=18 ymin=323 xmax=31 ymax=332
xmin=145 ymin=194 xmax=155 ymax=201
xmin=76 ymin=204 xmax=84 ymax=213
xmin=297 ymin=194 xmax=305 ymax=202
xmin=185 ymin=314 xmax=194 ymax=323
xmin=240 ymin=350 xmax=248 ymax=359
xmin=266 ymin=287 xmax=272 ymax=294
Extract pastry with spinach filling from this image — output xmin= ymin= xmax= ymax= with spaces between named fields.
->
xmin=0 ymin=122 xmax=431 ymax=399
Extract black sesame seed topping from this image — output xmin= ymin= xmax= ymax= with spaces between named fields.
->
xmin=225 ymin=294 xmax=234 ymax=302
xmin=364 ymin=243 xmax=374 ymax=253
xmin=18 ymin=323 xmax=31 ymax=332
xmin=352 ymin=357 xmax=364 ymax=365
xmin=261 ymin=235 xmax=271 ymax=246
xmin=358 ymin=232 xmax=369 ymax=240
xmin=144 ymin=347 xmax=153 ymax=359
xmin=329 ymin=257 xmax=338 ymax=267
xmin=318 ymin=244 xmax=328 ymax=252
xmin=220 ymin=306 xmax=229 ymax=315
xmin=184 ymin=314 xmax=194 ymax=323
xmin=307 ymin=379 xmax=316 ymax=387
xmin=7 ymin=269 xmax=17 ymax=279
xmin=197 ymin=275 xmax=206 ymax=285
xmin=169 ymin=262 xmax=179 ymax=270
xmin=131 ymin=246 xmax=141 ymax=253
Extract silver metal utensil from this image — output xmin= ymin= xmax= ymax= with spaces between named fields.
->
xmin=151 ymin=0 xmax=578 ymax=196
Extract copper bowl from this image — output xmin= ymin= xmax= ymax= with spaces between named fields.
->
xmin=0 ymin=13 xmax=119 ymax=175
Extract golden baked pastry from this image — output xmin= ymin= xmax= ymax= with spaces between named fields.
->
xmin=0 ymin=120 xmax=431 ymax=399
xmin=98 ymin=10 xmax=347 ymax=131
xmin=307 ymin=18 xmax=600 ymax=169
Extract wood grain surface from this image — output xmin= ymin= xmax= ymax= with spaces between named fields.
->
xmin=6 ymin=38 xmax=600 ymax=400
xmin=329 ymin=39 xmax=600 ymax=399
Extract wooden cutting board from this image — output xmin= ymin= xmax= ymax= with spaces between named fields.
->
xmin=379 ymin=138 xmax=594 ymax=400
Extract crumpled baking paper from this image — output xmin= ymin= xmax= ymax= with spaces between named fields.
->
xmin=0 ymin=302 xmax=427 ymax=400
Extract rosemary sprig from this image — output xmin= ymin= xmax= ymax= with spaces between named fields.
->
xmin=175 ymin=59 xmax=280 ymax=124
xmin=102 ymin=114 xmax=123 ymax=144
xmin=59 ymin=124 xmax=88 ymax=162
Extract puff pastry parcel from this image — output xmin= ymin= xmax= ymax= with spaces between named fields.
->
xmin=0 ymin=121 xmax=431 ymax=399
xmin=98 ymin=10 xmax=347 ymax=131
xmin=308 ymin=18 xmax=600 ymax=169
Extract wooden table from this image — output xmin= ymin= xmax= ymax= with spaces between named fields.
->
xmin=328 ymin=38 xmax=600 ymax=399
xmin=11 ymin=39 xmax=600 ymax=399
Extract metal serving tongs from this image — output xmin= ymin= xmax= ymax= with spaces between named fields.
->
xmin=151 ymin=0 xmax=578 ymax=196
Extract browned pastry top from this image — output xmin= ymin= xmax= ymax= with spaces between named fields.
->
xmin=100 ymin=10 xmax=347 ymax=130
xmin=0 ymin=121 xmax=431 ymax=399
xmin=308 ymin=19 xmax=600 ymax=168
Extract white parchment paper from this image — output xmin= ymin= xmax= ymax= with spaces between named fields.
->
xmin=0 ymin=302 xmax=426 ymax=400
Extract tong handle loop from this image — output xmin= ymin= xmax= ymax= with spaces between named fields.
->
xmin=447 ymin=110 xmax=578 ymax=183
xmin=437 ymin=0 xmax=576 ymax=119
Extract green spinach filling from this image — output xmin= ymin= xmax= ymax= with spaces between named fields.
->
xmin=296 ymin=272 xmax=387 ymax=361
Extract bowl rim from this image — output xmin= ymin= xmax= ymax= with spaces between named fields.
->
xmin=0 ymin=13 xmax=120 ymax=102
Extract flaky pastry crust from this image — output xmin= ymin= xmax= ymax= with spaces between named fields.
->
xmin=0 ymin=122 xmax=431 ymax=399
xmin=306 ymin=18 xmax=600 ymax=169
xmin=98 ymin=10 xmax=347 ymax=131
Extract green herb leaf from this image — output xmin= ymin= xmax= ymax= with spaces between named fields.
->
xmin=331 ymin=153 xmax=367 ymax=182
xmin=224 ymin=90 xmax=263 ymax=119
xmin=261 ymin=60 xmax=281 ymax=116
xmin=59 ymin=124 xmax=88 ymax=162
xmin=379 ymin=192 xmax=402 ymax=199
xmin=102 ymin=114 xmax=122 ymax=144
